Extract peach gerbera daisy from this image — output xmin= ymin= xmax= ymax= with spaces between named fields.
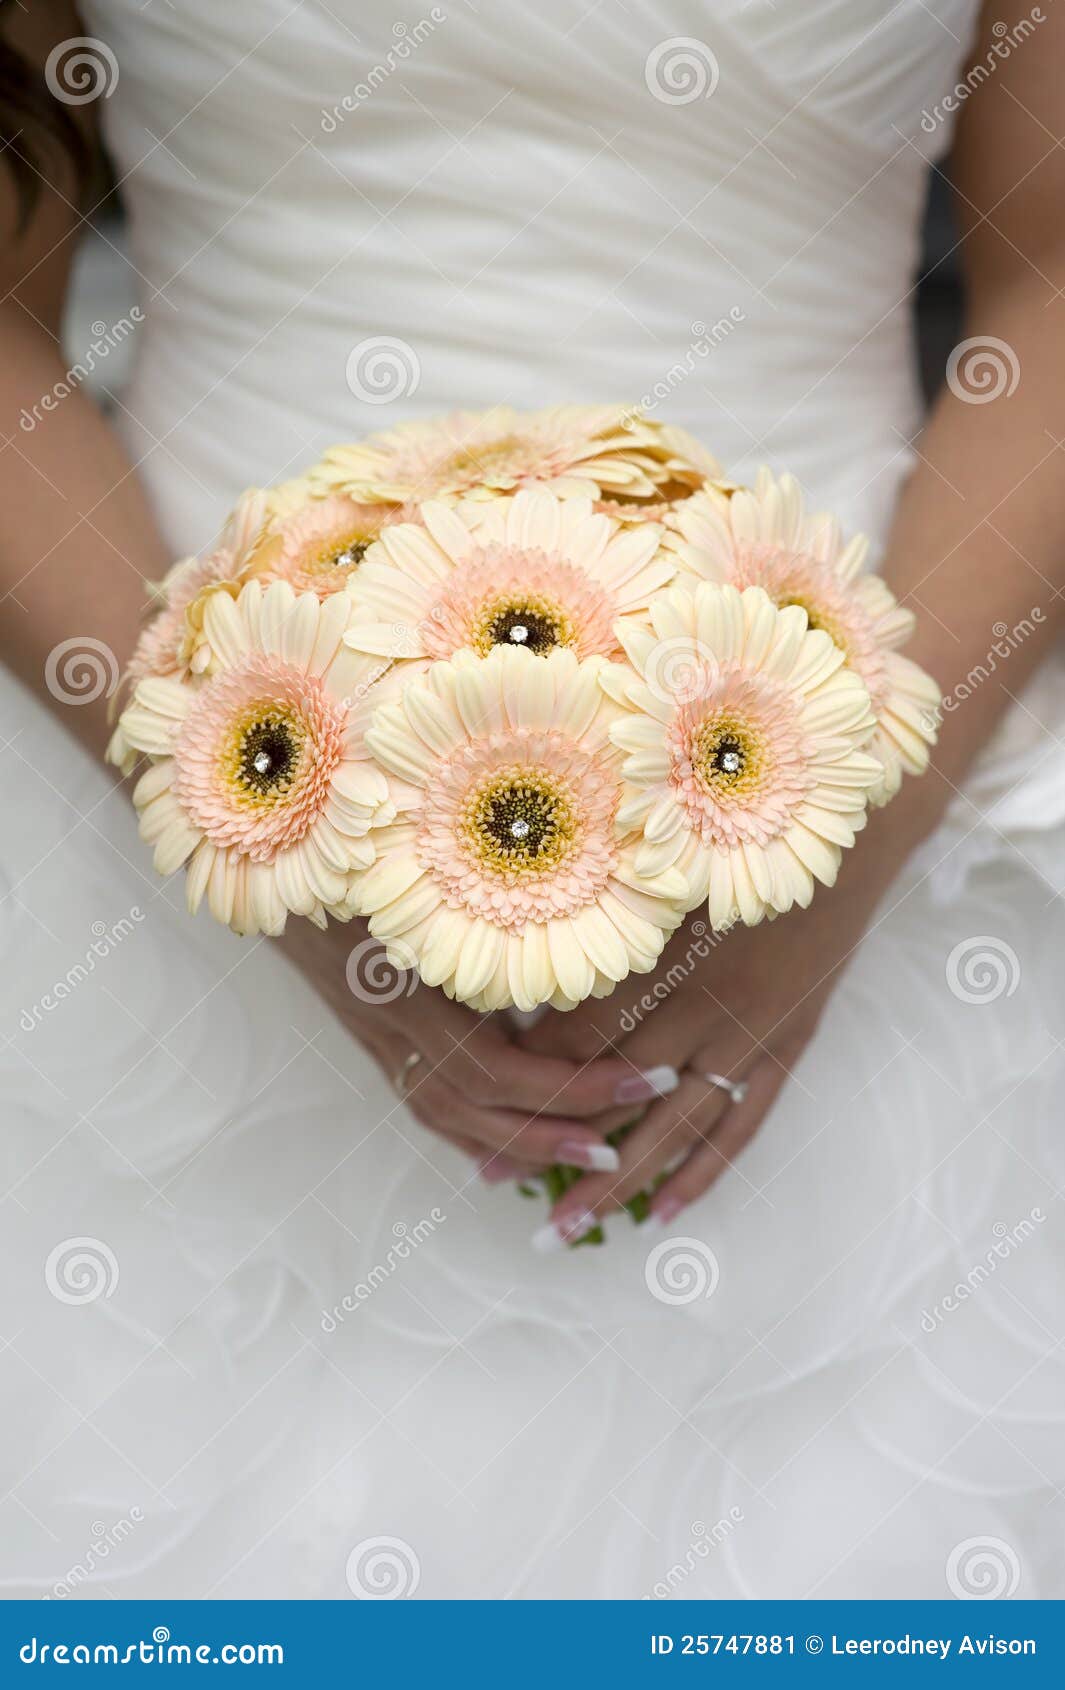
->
xmin=113 ymin=580 xmax=395 ymax=935
xmin=177 ymin=493 xmax=409 ymax=678
xmin=239 ymin=493 xmax=409 ymax=602
xmin=310 ymin=404 xmax=722 ymax=508
xmin=603 ymin=582 xmax=882 ymax=930
xmin=356 ymin=646 xmax=687 ymax=1012
xmin=342 ymin=489 xmax=675 ymax=670
xmin=106 ymin=491 xmax=272 ymax=773
xmin=669 ymin=470 xmax=939 ymax=803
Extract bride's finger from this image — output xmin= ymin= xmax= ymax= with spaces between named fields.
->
xmin=648 ymin=1061 xmax=788 ymax=1226
xmin=533 ymin=1074 xmax=736 ymax=1248
xmin=400 ymin=1066 xmax=624 ymax=1171
xmin=383 ymin=991 xmax=678 ymax=1122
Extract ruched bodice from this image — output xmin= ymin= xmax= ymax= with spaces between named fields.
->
xmin=82 ymin=0 xmax=977 ymax=552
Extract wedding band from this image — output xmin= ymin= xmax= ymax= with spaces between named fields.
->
xmin=700 ymin=1071 xmax=748 ymax=1106
xmin=394 ymin=1050 xmax=423 ymax=1097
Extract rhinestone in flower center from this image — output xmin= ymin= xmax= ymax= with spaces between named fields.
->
xmin=307 ymin=534 xmax=372 ymax=576
xmin=228 ymin=709 xmax=303 ymax=803
xmin=484 ymin=601 xmax=566 ymax=655
xmin=463 ymin=767 xmax=578 ymax=877
xmin=470 ymin=589 xmax=574 ymax=657
xmin=690 ymin=714 xmax=763 ymax=801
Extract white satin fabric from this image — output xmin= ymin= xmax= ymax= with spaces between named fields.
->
xmin=3 ymin=0 xmax=1063 ymax=1599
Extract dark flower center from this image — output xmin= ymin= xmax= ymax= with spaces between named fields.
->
xmin=331 ymin=540 xmax=369 ymax=569
xmin=710 ymin=735 xmax=746 ymax=777
xmin=487 ymin=606 xmax=561 ymax=655
xmin=239 ymin=717 xmax=299 ymax=794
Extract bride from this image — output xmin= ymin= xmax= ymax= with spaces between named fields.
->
xmin=2 ymin=0 xmax=1063 ymax=1600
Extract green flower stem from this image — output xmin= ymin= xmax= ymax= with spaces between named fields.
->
xmin=530 ymin=1117 xmax=663 ymax=1247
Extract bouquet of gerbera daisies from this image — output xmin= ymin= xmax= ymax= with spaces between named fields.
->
xmin=109 ymin=405 xmax=938 ymax=1214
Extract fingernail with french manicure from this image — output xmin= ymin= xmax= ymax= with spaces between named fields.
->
xmin=531 ymin=1208 xmax=599 ymax=1253
xmin=614 ymin=1065 xmax=679 ymax=1105
xmin=556 ymin=1141 xmax=620 ymax=1172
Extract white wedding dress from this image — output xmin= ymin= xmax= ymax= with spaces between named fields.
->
xmin=3 ymin=0 xmax=1064 ymax=1601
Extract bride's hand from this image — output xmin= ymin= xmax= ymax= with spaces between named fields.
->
xmin=518 ymin=845 xmax=895 ymax=1242
xmin=277 ymin=916 xmax=673 ymax=1178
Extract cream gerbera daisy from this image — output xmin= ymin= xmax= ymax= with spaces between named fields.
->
xmin=129 ymin=490 xmax=271 ymax=684
xmin=669 ymin=470 xmax=938 ymax=803
xmin=106 ymin=491 xmax=272 ymax=772
xmin=237 ymin=493 xmax=411 ymax=601
xmin=356 ymin=645 xmax=687 ymax=1012
xmin=603 ymin=582 xmax=882 ymax=930
xmin=342 ymin=489 xmax=675 ymax=670
xmin=178 ymin=492 xmax=409 ymax=677
xmin=113 ymin=580 xmax=395 ymax=935
xmin=310 ymin=404 xmax=722 ymax=508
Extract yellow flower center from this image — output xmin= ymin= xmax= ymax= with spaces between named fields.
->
xmin=690 ymin=713 xmax=765 ymax=801
xmin=441 ymin=435 xmax=523 ymax=483
xmin=304 ymin=530 xmax=373 ymax=576
xmin=462 ymin=767 xmax=578 ymax=876
xmin=220 ymin=706 xmax=304 ymax=806
xmin=776 ymin=593 xmax=849 ymax=657
xmin=471 ymin=592 xmax=574 ymax=656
